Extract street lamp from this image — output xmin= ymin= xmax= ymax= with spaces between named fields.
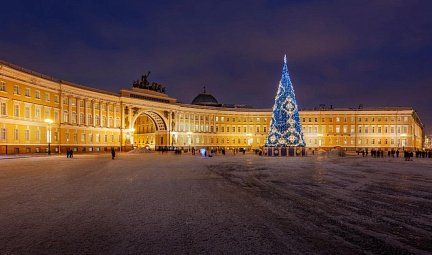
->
xmin=44 ymin=118 xmax=53 ymax=155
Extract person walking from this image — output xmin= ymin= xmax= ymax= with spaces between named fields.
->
xmin=111 ymin=147 xmax=116 ymax=160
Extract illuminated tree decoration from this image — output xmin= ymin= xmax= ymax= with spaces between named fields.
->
xmin=266 ymin=55 xmax=305 ymax=147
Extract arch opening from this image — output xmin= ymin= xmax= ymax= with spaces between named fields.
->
xmin=130 ymin=110 xmax=169 ymax=150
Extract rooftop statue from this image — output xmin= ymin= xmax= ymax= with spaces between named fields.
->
xmin=132 ymin=71 xmax=166 ymax=93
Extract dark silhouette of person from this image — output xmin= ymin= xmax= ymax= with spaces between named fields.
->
xmin=111 ymin=148 xmax=116 ymax=160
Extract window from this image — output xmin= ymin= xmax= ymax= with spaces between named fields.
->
xmin=0 ymin=81 xmax=5 ymax=92
xmin=36 ymin=130 xmax=40 ymax=141
xmin=24 ymin=106 xmax=30 ymax=118
xmin=72 ymin=112 xmax=77 ymax=124
xmin=35 ymin=107 xmax=41 ymax=119
xmin=81 ymin=133 xmax=86 ymax=142
xmin=0 ymin=128 xmax=6 ymax=140
xmin=44 ymin=108 xmax=50 ymax=119
xmin=54 ymin=95 xmax=59 ymax=103
xmin=0 ymin=102 xmax=6 ymax=115
xmin=13 ymin=85 xmax=20 ymax=95
xmin=63 ymin=111 xmax=69 ymax=122
xmin=54 ymin=110 xmax=59 ymax=122
xmin=25 ymin=88 xmax=30 ymax=97
xmin=45 ymin=93 xmax=50 ymax=102
xmin=14 ymin=104 xmax=20 ymax=117
xmin=14 ymin=129 xmax=19 ymax=140
xmin=35 ymin=90 xmax=41 ymax=99
xmin=25 ymin=130 xmax=30 ymax=141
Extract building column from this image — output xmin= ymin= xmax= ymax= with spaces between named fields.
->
xmin=106 ymin=102 xmax=110 ymax=128
xmin=128 ymin=106 xmax=132 ymax=129
xmin=84 ymin=98 xmax=89 ymax=126
xmin=68 ymin=95 xmax=73 ymax=124
xmin=92 ymin=100 xmax=96 ymax=127
xmin=77 ymin=97 xmax=81 ymax=126
xmin=113 ymin=103 xmax=117 ymax=128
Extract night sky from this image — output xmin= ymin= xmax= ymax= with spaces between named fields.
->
xmin=1 ymin=1 xmax=431 ymax=132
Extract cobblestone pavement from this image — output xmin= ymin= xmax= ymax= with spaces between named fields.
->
xmin=0 ymin=153 xmax=431 ymax=254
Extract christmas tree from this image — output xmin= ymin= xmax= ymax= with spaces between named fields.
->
xmin=266 ymin=55 xmax=305 ymax=147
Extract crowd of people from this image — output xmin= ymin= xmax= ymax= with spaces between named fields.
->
xmin=357 ymin=148 xmax=432 ymax=161
xmin=64 ymin=146 xmax=432 ymax=161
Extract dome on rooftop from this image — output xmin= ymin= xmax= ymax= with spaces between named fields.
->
xmin=191 ymin=87 xmax=219 ymax=106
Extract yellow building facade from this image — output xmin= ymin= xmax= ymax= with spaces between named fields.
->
xmin=0 ymin=61 xmax=424 ymax=154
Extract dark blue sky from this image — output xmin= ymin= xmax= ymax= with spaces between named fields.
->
xmin=1 ymin=0 xmax=431 ymax=132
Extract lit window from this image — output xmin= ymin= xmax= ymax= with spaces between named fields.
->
xmin=25 ymin=130 xmax=30 ymax=141
xmin=0 ymin=102 xmax=7 ymax=115
xmin=0 ymin=128 xmax=6 ymax=140
xmin=14 ymin=104 xmax=20 ymax=117
xmin=63 ymin=111 xmax=69 ymax=122
xmin=13 ymin=85 xmax=20 ymax=95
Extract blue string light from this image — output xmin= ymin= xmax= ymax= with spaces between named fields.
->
xmin=266 ymin=55 xmax=305 ymax=147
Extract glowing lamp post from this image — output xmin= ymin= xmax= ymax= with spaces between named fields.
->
xmin=44 ymin=118 xmax=53 ymax=155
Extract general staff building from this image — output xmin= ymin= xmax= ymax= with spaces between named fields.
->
xmin=0 ymin=60 xmax=424 ymax=154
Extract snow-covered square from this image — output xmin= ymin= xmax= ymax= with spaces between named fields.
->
xmin=0 ymin=153 xmax=431 ymax=254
